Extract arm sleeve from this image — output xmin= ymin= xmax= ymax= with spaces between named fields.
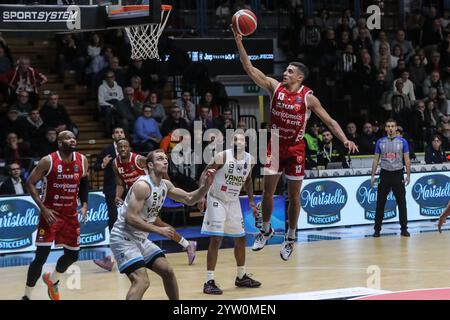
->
xmin=79 ymin=176 xmax=89 ymax=204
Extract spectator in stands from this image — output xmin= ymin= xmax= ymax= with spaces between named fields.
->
xmin=175 ymin=90 xmax=196 ymax=125
xmin=371 ymin=72 xmax=391 ymax=116
xmin=318 ymin=29 xmax=339 ymax=80
xmin=439 ymin=37 xmax=450 ymax=76
xmin=424 ymin=100 xmax=448 ymax=141
xmin=392 ymin=58 xmax=408 ymax=79
xmin=426 ymin=51 xmax=443 ymax=74
xmin=335 ymin=16 xmax=352 ymax=42
xmin=126 ymin=59 xmax=149 ymax=90
xmin=0 ymin=162 xmax=26 ymax=196
xmin=385 ymin=79 xmax=411 ymax=123
xmin=441 ymin=9 xmax=450 ymax=33
xmin=304 ymin=122 xmax=323 ymax=155
xmin=23 ymin=109 xmax=45 ymax=149
xmin=37 ymin=128 xmax=58 ymax=157
xmin=423 ymin=18 xmax=444 ymax=48
xmin=409 ymin=54 xmax=427 ymax=98
xmin=197 ymin=91 xmax=220 ymax=120
xmin=441 ymin=123 xmax=450 ymax=151
xmin=406 ymin=9 xmax=425 ymax=46
xmin=146 ymin=59 xmax=166 ymax=93
xmin=336 ymin=44 xmax=357 ymax=94
xmin=0 ymin=46 xmax=11 ymax=74
xmin=130 ymin=76 xmax=148 ymax=104
xmin=352 ymin=28 xmax=373 ymax=56
xmin=410 ymin=100 xmax=427 ymax=152
xmin=314 ymin=9 xmax=334 ymax=32
xmin=374 ymin=43 xmax=397 ymax=70
xmin=0 ymin=33 xmax=12 ymax=67
xmin=376 ymin=57 xmax=394 ymax=86
xmin=2 ymin=132 xmax=32 ymax=162
xmin=423 ymin=71 xmax=445 ymax=98
xmin=145 ymin=92 xmax=166 ymax=125
xmin=425 ymin=134 xmax=447 ymax=164
xmin=115 ymin=87 xmax=142 ymax=136
xmin=6 ymin=57 xmax=48 ymax=108
xmin=316 ymin=130 xmax=349 ymax=169
xmin=337 ymin=8 xmax=356 ymax=29
xmin=86 ymin=33 xmax=103 ymax=61
xmin=133 ymin=105 xmax=162 ymax=152
xmin=103 ymin=29 xmax=130 ymax=65
xmin=98 ymin=71 xmax=123 ymax=135
xmin=298 ymin=17 xmax=321 ymax=65
xmin=337 ymin=30 xmax=353 ymax=52
xmin=346 ymin=122 xmax=359 ymax=143
xmin=215 ymin=0 xmax=231 ymax=28
xmin=214 ymin=107 xmax=236 ymax=135
xmin=394 ymin=70 xmax=416 ymax=102
xmin=358 ymin=122 xmax=377 ymax=155
xmin=352 ymin=17 xmax=372 ymax=42
xmin=373 ymin=31 xmax=391 ymax=62
xmin=192 ymin=105 xmax=214 ymax=132
xmin=99 ymin=56 xmax=126 ymax=88
xmin=424 ymin=86 xmax=448 ymax=114
xmin=390 ymin=29 xmax=415 ymax=62
xmin=11 ymin=91 xmax=33 ymax=118
xmin=237 ymin=120 xmax=247 ymax=130
xmin=40 ymin=93 xmax=78 ymax=135
xmin=161 ymin=106 xmax=189 ymax=137
xmin=85 ymin=46 xmax=113 ymax=87
xmin=353 ymin=51 xmax=376 ymax=112
xmin=0 ymin=106 xmax=28 ymax=145
xmin=56 ymin=33 xmax=85 ymax=84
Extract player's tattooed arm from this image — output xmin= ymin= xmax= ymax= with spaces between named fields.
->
xmin=164 ymin=169 xmax=216 ymax=206
xmin=125 ymin=181 xmax=175 ymax=238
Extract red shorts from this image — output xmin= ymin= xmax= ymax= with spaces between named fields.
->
xmin=35 ymin=211 xmax=80 ymax=250
xmin=263 ymin=139 xmax=305 ymax=180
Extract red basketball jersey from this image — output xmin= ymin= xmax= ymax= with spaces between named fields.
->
xmin=115 ymin=152 xmax=147 ymax=189
xmin=42 ymin=151 xmax=85 ymax=215
xmin=270 ymin=83 xmax=313 ymax=146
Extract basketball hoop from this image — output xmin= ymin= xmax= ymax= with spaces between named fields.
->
xmin=109 ymin=5 xmax=172 ymax=60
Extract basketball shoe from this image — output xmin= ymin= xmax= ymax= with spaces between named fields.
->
xmin=252 ymin=227 xmax=274 ymax=251
xmin=42 ymin=272 xmax=60 ymax=300
xmin=280 ymin=237 xmax=295 ymax=261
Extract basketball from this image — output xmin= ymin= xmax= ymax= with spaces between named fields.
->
xmin=232 ymin=9 xmax=257 ymax=36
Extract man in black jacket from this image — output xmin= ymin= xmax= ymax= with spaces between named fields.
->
xmin=94 ymin=126 xmax=125 ymax=231
xmin=0 ymin=162 xmax=26 ymax=195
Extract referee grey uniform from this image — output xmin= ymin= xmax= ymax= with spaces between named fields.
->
xmin=371 ymin=134 xmax=411 ymax=237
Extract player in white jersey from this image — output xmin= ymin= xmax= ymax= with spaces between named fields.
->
xmin=200 ymin=133 xmax=261 ymax=295
xmin=110 ymin=149 xmax=215 ymax=300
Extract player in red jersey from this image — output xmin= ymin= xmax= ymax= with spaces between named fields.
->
xmin=22 ymin=131 xmax=89 ymax=300
xmin=93 ymin=139 xmax=197 ymax=271
xmin=233 ymin=27 xmax=358 ymax=261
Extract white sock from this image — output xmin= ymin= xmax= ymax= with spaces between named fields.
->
xmin=206 ymin=271 xmax=214 ymax=282
xmin=178 ymin=237 xmax=189 ymax=249
xmin=237 ymin=266 xmax=246 ymax=279
xmin=24 ymin=285 xmax=34 ymax=299
xmin=262 ymin=222 xmax=270 ymax=233
xmin=287 ymin=228 xmax=296 ymax=240
xmin=50 ymin=270 xmax=63 ymax=284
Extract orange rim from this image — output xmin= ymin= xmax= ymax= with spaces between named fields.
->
xmin=110 ymin=4 xmax=172 ymax=16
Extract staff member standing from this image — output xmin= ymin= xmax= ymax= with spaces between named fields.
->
xmin=370 ymin=119 xmax=411 ymax=237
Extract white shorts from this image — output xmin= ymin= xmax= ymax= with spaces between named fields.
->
xmin=201 ymin=194 xmax=245 ymax=237
xmin=110 ymin=233 xmax=164 ymax=274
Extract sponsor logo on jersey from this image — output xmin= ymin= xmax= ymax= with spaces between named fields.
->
xmin=301 ymin=181 xmax=347 ymax=225
xmin=74 ymin=165 xmax=79 ymax=173
xmin=0 ymin=199 xmax=39 ymax=250
xmin=221 ymin=185 xmax=228 ymax=192
xmin=357 ymin=179 xmax=397 ymax=220
xmin=412 ymin=174 xmax=450 ymax=216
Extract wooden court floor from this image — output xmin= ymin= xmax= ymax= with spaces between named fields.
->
xmin=2 ymin=232 xmax=450 ymax=300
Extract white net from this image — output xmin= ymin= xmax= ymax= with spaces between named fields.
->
xmin=124 ymin=8 xmax=171 ymax=60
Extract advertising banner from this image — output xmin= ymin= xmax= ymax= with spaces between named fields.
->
xmin=298 ymin=171 xmax=450 ymax=229
xmin=0 ymin=192 xmax=109 ymax=254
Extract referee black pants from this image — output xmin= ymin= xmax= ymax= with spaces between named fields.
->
xmin=374 ymin=169 xmax=408 ymax=232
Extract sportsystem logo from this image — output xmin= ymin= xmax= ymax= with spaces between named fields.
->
xmin=2 ymin=5 xmax=81 ymax=30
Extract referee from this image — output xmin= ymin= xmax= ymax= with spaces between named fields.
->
xmin=370 ymin=119 xmax=411 ymax=237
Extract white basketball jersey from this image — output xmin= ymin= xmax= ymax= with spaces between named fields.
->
xmin=209 ymin=149 xmax=252 ymax=202
xmin=112 ymin=175 xmax=168 ymax=240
